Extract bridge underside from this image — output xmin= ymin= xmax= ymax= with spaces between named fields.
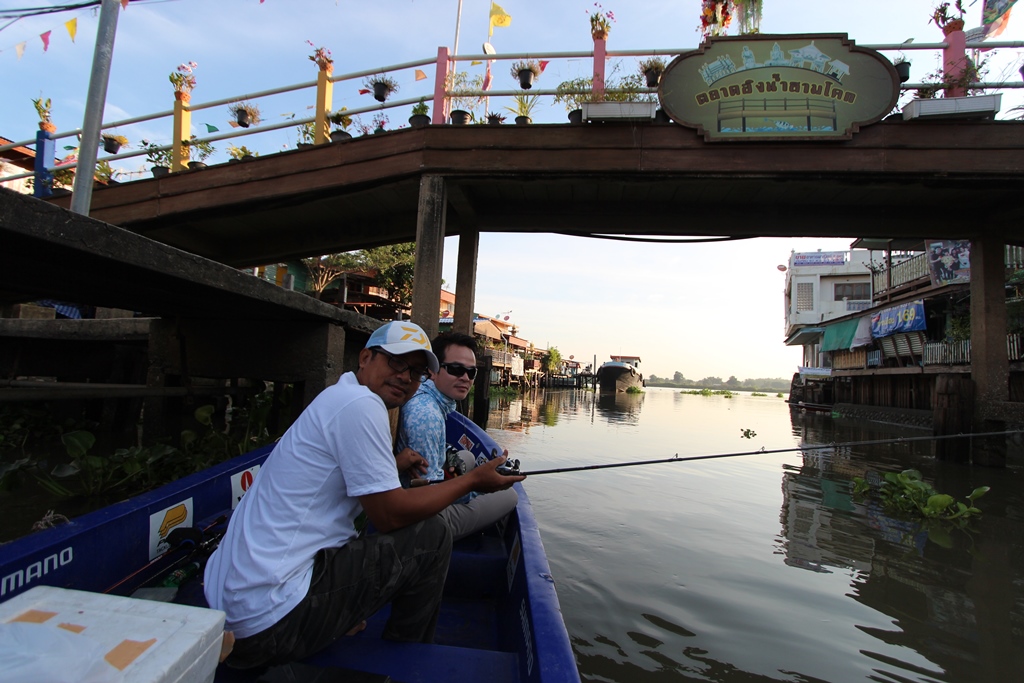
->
xmin=49 ymin=119 xmax=1024 ymax=268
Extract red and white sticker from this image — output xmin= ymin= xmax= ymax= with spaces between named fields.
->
xmin=230 ymin=465 xmax=260 ymax=509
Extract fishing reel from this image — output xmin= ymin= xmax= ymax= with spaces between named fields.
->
xmin=496 ymin=458 xmax=521 ymax=476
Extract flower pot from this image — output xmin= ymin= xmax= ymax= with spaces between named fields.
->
xmin=592 ymin=30 xmax=608 ymax=41
xmin=408 ymin=114 xmax=430 ymax=128
xmin=518 ymin=69 xmax=535 ymax=89
xmin=297 ymin=142 xmax=314 ymax=149
xmin=514 ymin=116 xmax=532 ymax=125
xmin=102 ymin=138 xmax=122 ymax=155
xmin=894 ymin=62 xmax=911 ymax=84
xmin=39 ymin=122 xmax=57 ymax=134
xmin=235 ymin=110 xmax=251 ymax=128
xmin=188 ymin=161 xmax=207 ymax=170
xmin=487 ymin=116 xmax=504 ymax=125
xmin=374 ymin=127 xmax=386 ymax=134
xmin=174 ymin=91 xmax=191 ymax=103
xmin=372 ymin=82 xmax=390 ymax=103
xmin=644 ymin=69 xmax=662 ymax=88
xmin=330 ymin=130 xmax=352 ymax=142
xmin=450 ymin=109 xmax=471 ymax=125
xmin=151 ymin=166 xmax=170 ymax=178
xmin=568 ymin=109 xmax=584 ymax=124
xmin=942 ymin=19 xmax=965 ymax=35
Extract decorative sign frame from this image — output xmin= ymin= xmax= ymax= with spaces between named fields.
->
xmin=659 ymin=34 xmax=899 ymax=142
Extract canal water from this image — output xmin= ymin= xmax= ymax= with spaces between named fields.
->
xmin=486 ymin=388 xmax=1024 ymax=683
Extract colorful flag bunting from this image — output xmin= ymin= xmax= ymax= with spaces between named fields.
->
xmin=415 ymin=69 xmax=427 ymax=80
xmin=40 ymin=31 xmax=51 ymax=51
xmin=489 ymin=2 xmax=512 ymax=37
xmin=359 ymin=88 xmax=371 ymax=95
xmin=471 ymin=60 xmax=483 ymax=66
xmin=539 ymin=60 xmax=550 ymax=73
xmin=982 ymin=0 xmax=1016 ymax=36
xmin=15 ymin=42 xmax=26 ymax=60
xmin=65 ymin=18 xmax=77 ymax=42
xmin=203 ymin=123 xmax=219 ymax=133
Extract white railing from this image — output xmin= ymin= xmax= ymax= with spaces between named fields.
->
xmin=923 ymin=333 xmax=1024 ymax=365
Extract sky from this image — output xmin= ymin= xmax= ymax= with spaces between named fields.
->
xmin=3 ymin=0 xmax=1023 ymax=380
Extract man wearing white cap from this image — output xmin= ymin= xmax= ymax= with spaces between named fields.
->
xmin=205 ymin=320 xmax=524 ymax=670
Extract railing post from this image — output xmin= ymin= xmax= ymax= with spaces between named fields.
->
xmin=942 ymin=27 xmax=968 ymax=97
xmin=33 ymin=128 xmax=55 ymax=198
xmin=593 ymin=36 xmax=607 ymax=100
xmin=171 ymin=93 xmax=191 ymax=172
xmin=433 ymin=46 xmax=450 ymax=125
xmin=315 ymin=67 xmax=333 ymax=145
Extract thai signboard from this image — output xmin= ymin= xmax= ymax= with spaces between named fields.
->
xmin=659 ymin=34 xmax=899 ymax=141
xmin=792 ymin=251 xmax=846 ymax=266
xmin=871 ymin=300 xmax=926 ymax=338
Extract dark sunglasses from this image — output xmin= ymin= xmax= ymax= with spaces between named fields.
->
xmin=440 ymin=362 xmax=477 ymax=380
xmin=371 ymin=348 xmax=430 ymax=383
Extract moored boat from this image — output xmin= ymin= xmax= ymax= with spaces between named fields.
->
xmin=596 ymin=355 xmax=644 ymax=394
xmin=0 ymin=416 xmax=579 ymax=683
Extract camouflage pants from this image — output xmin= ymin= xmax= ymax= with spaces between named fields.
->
xmin=226 ymin=515 xmax=452 ymax=669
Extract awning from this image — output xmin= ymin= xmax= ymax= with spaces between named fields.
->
xmin=821 ymin=318 xmax=862 ymax=352
xmin=784 ymin=327 xmax=824 ymax=346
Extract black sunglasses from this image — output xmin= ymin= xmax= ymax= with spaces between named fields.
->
xmin=440 ymin=362 xmax=477 ymax=380
xmin=371 ymin=348 xmax=430 ymax=383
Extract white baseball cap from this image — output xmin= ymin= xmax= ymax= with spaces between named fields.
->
xmin=364 ymin=321 xmax=440 ymax=373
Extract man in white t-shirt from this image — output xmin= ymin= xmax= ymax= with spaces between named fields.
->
xmin=204 ymin=321 xmax=524 ymax=670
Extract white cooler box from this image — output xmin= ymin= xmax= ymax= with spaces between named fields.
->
xmin=0 ymin=585 xmax=226 ymax=683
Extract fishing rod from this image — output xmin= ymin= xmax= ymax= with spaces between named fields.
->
xmin=502 ymin=429 xmax=1024 ymax=477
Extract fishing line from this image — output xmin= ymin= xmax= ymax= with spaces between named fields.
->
xmin=512 ymin=429 xmax=1024 ymax=476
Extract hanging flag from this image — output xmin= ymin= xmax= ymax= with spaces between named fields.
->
xmin=203 ymin=123 xmax=219 ymax=133
xmin=482 ymin=60 xmax=493 ymax=91
xmin=983 ymin=0 xmax=1017 ymax=36
xmin=65 ymin=18 xmax=77 ymax=42
xmin=40 ymin=31 xmax=51 ymax=51
xmin=414 ymin=69 xmax=427 ymax=80
xmin=470 ymin=60 xmax=483 ymax=66
xmin=358 ymin=88 xmax=370 ymax=95
xmin=121 ymin=0 xmax=130 ymax=9
xmin=489 ymin=2 xmax=512 ymax=37
xmin=15 ymin=42 xmax=26 ymax=60
xmin=539 ymin=60 xmax=549 ymax=73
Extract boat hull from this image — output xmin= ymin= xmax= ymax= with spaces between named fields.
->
xmin=597 ymin=363 xmax=643 ymax=393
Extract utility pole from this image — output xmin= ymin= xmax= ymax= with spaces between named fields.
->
xmin=70 ymin=0 xmax=121 ymax=216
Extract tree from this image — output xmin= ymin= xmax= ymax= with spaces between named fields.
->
xmin=726 ymin=376 xmax=741 ymax=387
xmin=302 ymin=252 xmax=364 ymax=297
xmin=673 ymin=371 xmax=684 ymax=382
xmin=699 ymin=376 xmax=723 ymax=386
xmin=365 ymin=243 xmax=416 ymax=308
xmin=648 ymin=373 xmax=659 ymax=381
xmin=542 ymin=347 xmax=563 ymax=375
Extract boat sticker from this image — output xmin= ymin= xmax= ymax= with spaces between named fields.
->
xmin=519 ymin=598 xmax=534 ymax=676
xmin=458 ymin=434 xmax=475 ymax=452
xmin=1 ymin=547 xmax=73 ymax=598
xmin=148 ymin=499 xmax=193 ymax=560
xmin=506 ymin=531 xmax=521 ymax=591
xmin=230 ymin=465 xmax=261 ymax=509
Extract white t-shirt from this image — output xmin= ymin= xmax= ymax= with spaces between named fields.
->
xmin=204 ymin=372 xmax=401 ymax=638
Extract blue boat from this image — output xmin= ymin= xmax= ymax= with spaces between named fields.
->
xmin=0 ymin=417 xmax=579 ymax=683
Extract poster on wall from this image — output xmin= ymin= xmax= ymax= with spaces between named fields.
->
xmin=871 ymin=300 xmax=926 ymax=338
xmin=926 ymin=239 xmax=971 ymax=286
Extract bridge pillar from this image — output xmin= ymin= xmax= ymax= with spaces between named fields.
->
xmin=314 ymin=68 xmax=333 ymax=145
xmin=171 ymin=95 xmax=191 ymax=172
xmin=453 ymin=228 xmax=479 ymax=337
xmin=411 ymin=174 xmax=447 ymax=339
xmin=970 ymin=236 xmax=1009 ymax=467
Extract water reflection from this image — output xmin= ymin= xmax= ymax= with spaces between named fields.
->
xmin=486 ymin=388 xmax=1024 ymax=683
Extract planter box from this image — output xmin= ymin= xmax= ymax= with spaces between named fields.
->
xmin=902 ymin=94 xmax=1002 ymax=121
xmin=582 ymin=102 xmax=657 ymax=121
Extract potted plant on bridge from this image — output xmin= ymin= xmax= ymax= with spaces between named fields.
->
xmin=101 ymin=133 xmax=128 ymax=154
xmin=486 ymin=111 xmax=507 ymax=125
xmin=364 ymin=73 xmax=399 ymax=103
xmin=510 ymin=60 xmax=541 ymax=89
xmin=446 ymin=70 xmax=484 ymax=124
xmin=169 ymin=61 xmax=197 ymax=102
xmin=184 ymin=135 xmax=215 ymax=170
xmin=930 ymin=1 xmax=965 ymax=34
xmin=409 ymin=99 xmax=430 ymax=127
xmin=504 ymin=93 xmax=538 ymax=124
xmin=893 ymin=55 xmax=911 ymax=84
xmin=555 ymin=76 xmax=593 ymax=123
xmin=638 ymin=56 xmax=666 ymax=88
xmin=307 ymin=41 xmax=333 ymax=72
xmin=226 ymin=145 xmax=257 ymax=161
xmin=139 ymin=139 xmax=172 ymax=177
xmin=330 ymin=108 xmax=353 ymax=140
xmin=372 ymin=112 xmax=389 ymax=134
xmin=32 ymin=96 xmax=56 ymax=133
xmin=228 ymin=101 xmax=261 ymax=128
xmin=589 ymin=3 xmax=615 ymax=39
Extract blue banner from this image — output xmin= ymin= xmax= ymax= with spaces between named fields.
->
xmin=871 ymin=300 xmax=926 ymax=338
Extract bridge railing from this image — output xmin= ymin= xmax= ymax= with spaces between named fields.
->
xmin=2 ymin=33 xmax=1024 ymax=195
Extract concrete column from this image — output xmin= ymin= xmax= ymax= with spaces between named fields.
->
xmin=433 ymin=46 xmax=450 ymax=124
xmin=314 ymin=68 xmax=333 ymax=145
xmin=411 ymin=174 xmax=447 ymax=339
xmin=33 ymin=129 xmax=55 ymax=198
xmin=454 ymin=228 xmax=479 ymax=336
xmin=971 ymin=237 xmax=1008 ymax=405
xmin=171 ymin=95 xmax=192 ymax=172
xmin=592 ymin=37 xmax=607 ymax=100
xmin=942 ymin=28 xmax=968 ymax=98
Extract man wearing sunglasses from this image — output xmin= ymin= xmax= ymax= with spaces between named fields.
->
xmin=397 ymin=332 xmax=519 ymax=541
xmin=205 ymin=321 xmax=524 ymax=670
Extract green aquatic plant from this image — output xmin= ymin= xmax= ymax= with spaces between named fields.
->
xmin=751 ymin=392 xmax=767 ymax=397
xmin=625 ymin=385 xmax=644 ymax=394
xmin=852 ymin=468 xmax=989 ymax=522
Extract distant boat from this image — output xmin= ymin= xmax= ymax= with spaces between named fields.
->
xmin=596 ymin=355 xmax=644 ymax=393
